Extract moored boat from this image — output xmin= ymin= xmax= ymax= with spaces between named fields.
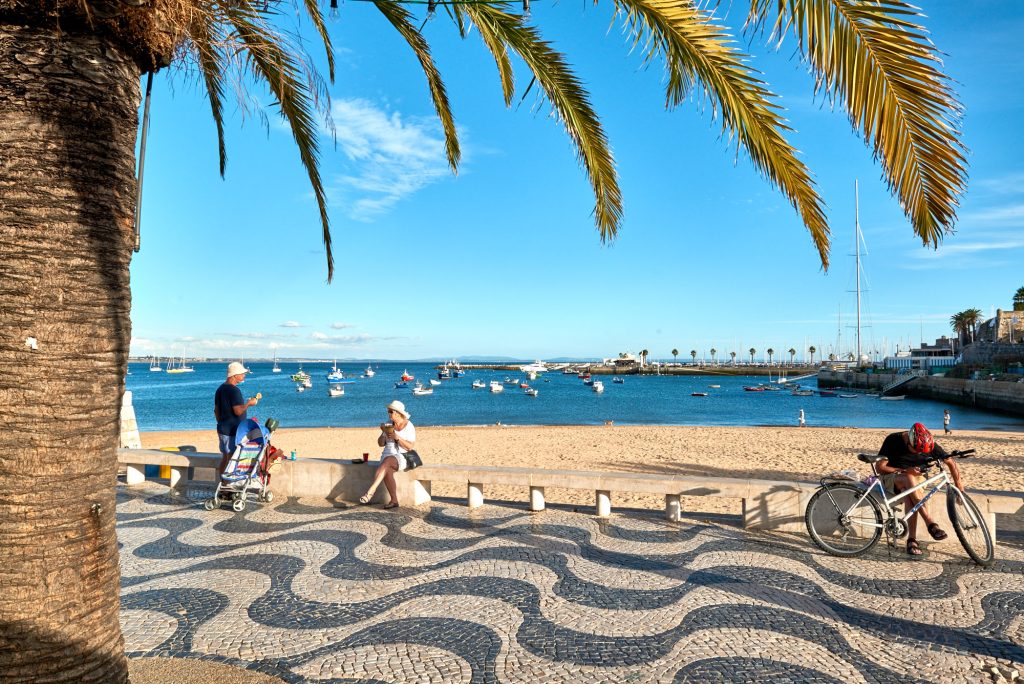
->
xmin=471 ymin=380 xmax=486 ymax=389
xmin=525 ymin=388 xmax=539 ymax=397
xmin=612 ymin=377 xmax=624 ymax=384
xmin=328 ymin=385 xmax=344 ymax=397
xmin=489 ymin=381 xmax=504 ymax=393
xmin=691 ymin=391 xmax=708 ymax=397
xmin=592 ymin=381 xmax=604 ymax=393
xmin=412 ymin=383 xmax=433 ymax=396
xmin=880 ymin=395 xmax=906 ymax=401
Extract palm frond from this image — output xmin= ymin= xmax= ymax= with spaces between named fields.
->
xmin=747 ymin=0 xmax=967 ymax=247
xmin=453 ymin=4 xmax=515 ymax=106
xmin=463 ymin=3 xmax=622 ymax=241
xmin=225 ymin=4 xmax=334 ymax=281
xmin=186 ymin=12 xmax=229 ymax=177
xmin=373 ymin=0 xmax=460 ymax=173
xmin=615 ymin=0 xmax=830 ymax=266
xmin=299 ymin=0 xmax=336 ymax=81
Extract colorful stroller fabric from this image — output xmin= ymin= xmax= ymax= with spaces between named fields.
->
xmin=204 ymin=418 xmax=278 ymax=512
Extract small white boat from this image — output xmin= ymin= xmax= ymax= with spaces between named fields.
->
xmin=328 ymin=385 xmax=344 ymax=397
xmin=429 ymin=379 xmax=441 ymax=386
xmin=472 ymin=380 xmax=486 ymax=389
xmin=880 ymin=395 xmax=906 ymax=401
xmin=363 ymin=365 xmax=375 ymax=377
xmin=592 ymin=381 xmax=604 ymax=393
xmin=296 ymin=385 xmax=305 ymax=393
xmin=412 ymin=383 xmax=433 ymax=396
xmin=291 ymin=368 xmax=310 ymax=382
xmin=272 ymin=351 xmax=281 ymax=373
xmin=149 ymin=357 xmax=163 ymax=372
xmin=708 ymin=384 xmax=721 ymax=389
xmin=302 ymin=378 xmax=312 ymax=389
xmin=525 ymin=388 xmax=539 ymax=397
xmin=489 ymin=381 xmax=504 ymax=393
xmin=526 ymin=370 xmax=538 ymax=381
xmin=612 ymin=377 xmax=624 ymax=384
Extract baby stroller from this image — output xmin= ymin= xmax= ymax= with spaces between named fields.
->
xmin=205 ymin=417 xmax=281 ymax=512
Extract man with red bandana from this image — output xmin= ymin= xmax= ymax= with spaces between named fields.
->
xmin=876 ymin=423 xmax=964 ymax=557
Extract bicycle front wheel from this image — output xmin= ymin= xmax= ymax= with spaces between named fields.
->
xmin=805 ymin=483 xmax=883 ymax=557
xmin=947 ymin=489 xmax=994 ymax=566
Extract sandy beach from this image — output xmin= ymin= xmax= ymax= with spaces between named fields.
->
xmin=141 ymin=425 xmax=1024 ymax=514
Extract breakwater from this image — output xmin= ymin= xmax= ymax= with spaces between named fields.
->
xmin=818 ymin=370 xmax=1024 ymax=418
xmin=445 ymin=363 xmax=819 ymax=377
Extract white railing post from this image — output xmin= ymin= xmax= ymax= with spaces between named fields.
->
xmin=596 ymin=490 xmax=611 ymax=518
xmin=530 ymin=486 xmax=545 ymax=511
xmin=468 ymin=482 xmax=484 ymax=508
xmin=665 ymin=494 xmax=681 ymax=522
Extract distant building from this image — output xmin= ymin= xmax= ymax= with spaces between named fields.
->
xmin=979 ymin=309 xmax=1024 ymax=344
xmin=883 ymin=337 xmax=957 ymax=371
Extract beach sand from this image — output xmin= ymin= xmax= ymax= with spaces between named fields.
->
xmin=141 ymin=425 xmax=1024 ymax=515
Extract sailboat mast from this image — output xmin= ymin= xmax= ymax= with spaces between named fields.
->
xmin=855 ymin=180 xmax=862 ymax=365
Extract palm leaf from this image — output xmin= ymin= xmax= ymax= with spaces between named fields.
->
xmin=186 ymin=12 xmax=230 ymax=177
xmin=225 ymin=4 xmax=334 ymax=280
xmin=453 ymin=4 xmax=515 ymax=106
xmin=746 ymin=0 xmax=967 ymax=247
xmin=614 ymin=0 xmax=830 ymax=266
xmin=373 ymin=0 xmax=461 ymax=173
xmin=463 ymin=3 xmax=622 ymax=241
xmin=299 ymin=0 xmax=336 ymax=81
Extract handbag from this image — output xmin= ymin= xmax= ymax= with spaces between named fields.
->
xmin=404 ymin=449 xmax=423 ymax=469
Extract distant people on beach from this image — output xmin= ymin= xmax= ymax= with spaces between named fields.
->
xmin=214 ymin=361 xmax=259 ymax=473
xmin=943 ymin=409 xmax=951 ymax=435
xmin=359 ymin=400 xmax=416 ymax=508
xmin=799 ymin=409 xmax=806 ymax=428
xmin=875 ymin=422 xmax=964 ymax=557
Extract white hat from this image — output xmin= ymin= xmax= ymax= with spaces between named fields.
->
xmin=386 ymin=400 xmax=410 ymax=419
xmin=226 ymin=361 xmax=249 ymax=378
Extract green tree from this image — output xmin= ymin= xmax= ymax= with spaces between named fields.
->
xmin=950 ymin=311 xmax=968 ymax=345
xmin=1014 ymin=287 xmax=1024 ymax=312
xmin=730 ymin=351 xmax=737 ymax=365
xmin=710 ymin=347 xmax=717 ymax=364
xmin=766 ymin=347 xmax=775 ymax=364
xmin=809 ymin=345 xmax=817 ymax=365
xmin=690 ymin=349 xmax=698 ymax=364
xmin=640 ymin=349 xmax=649 ymax=366
xmin=671 ymin=348 xmax=679 ymax=363
xmin=788 ymin=347 xmax=796 ymax=365
xmin=749 ymin=348 xmax=757 ymax=364
xmin=0 ymin=0 xmax=969 ymax=678
xmin=963 ymin=308 xmax=983 ymax=342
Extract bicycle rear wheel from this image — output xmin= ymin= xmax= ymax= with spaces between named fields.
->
xmin=805 ymin=483 xmax=883 ymax=557
xmin=946 ymin=489 xmax=994 ymax=566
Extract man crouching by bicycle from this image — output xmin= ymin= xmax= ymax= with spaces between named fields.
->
xmin=876 ymin=422 xmax=964 ymax=557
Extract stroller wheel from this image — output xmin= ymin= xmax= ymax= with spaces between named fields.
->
xmin=232 ymin=499 xmax=246 ymax=513
xmin=203 ymin=499 xmax=217 ymax=511
xmin=263 ymin=491 xmax=275 ymax=504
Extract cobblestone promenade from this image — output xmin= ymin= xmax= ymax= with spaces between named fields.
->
xmin=118 ymin=483 xmax=1024 ymax=683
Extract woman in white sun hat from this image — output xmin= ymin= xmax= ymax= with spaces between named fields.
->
xmin=359 ymin=400 xmax=416 ymax=508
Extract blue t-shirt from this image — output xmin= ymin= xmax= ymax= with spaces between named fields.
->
xmin=215 ymin=382 xmax=245 ymax=436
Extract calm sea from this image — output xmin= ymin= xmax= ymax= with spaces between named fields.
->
xmin=126 ymin=361 xmax=1024 ymax=433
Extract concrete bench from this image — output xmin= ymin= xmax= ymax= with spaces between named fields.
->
xmin=118 ymin=449 xmax=1022 ymax=536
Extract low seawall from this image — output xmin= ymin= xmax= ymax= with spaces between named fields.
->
xmin=818 ymin=370 xmax=1024 ymax=417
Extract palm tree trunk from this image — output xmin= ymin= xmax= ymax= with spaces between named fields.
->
xmin=0 ymin=26 xmax=139 ymax=682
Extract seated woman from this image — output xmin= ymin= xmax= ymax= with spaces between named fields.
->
xmin=359 ymin=400 xmax=416 ymax=508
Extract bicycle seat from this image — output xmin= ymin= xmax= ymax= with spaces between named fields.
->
xmin=857 ymin=453 xmax=885 ymax=464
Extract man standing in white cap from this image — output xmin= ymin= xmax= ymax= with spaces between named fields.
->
xmin=214 ymin=361 xmax=259 ymax=473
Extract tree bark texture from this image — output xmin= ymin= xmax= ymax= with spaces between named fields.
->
xmin=0 ymin=25 xmax=139 ymax=683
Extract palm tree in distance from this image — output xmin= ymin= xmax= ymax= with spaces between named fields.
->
xmin=963 ymin=308 xmax=983 ymax=342
xmin=640 ymin=349 xmax=649 ymax=367
xmin=0 ymin=0 xmax=970 ymax=678
xmin=730 ymin=351 xmax=737 ymax=365
xmin=788 ymin=348 xmax=796 ymax=365
xmin=767 ymin=348 xmax=775 ymax=364
xmin=672 ymin=348 xmax=679 ymax=364
xmin=749 ymin=348 xmax=757 ymax=364
xmin=710 ymin=348 xmax=717 ymax=365
xmin=690 ymin=350 xmax=698 ymax=365
xmin=809 ymin=345 xmax=817 ymax=365
xmin=950 ymin=311 xmax=967 ymax=346
xmin=1014 ymin=287 xmax=1024 ymax=312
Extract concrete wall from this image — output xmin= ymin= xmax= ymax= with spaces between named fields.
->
xmin=818 ymin=370 xmax=1024 ymax=417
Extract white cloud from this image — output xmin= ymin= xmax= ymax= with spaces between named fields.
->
xmin=328 ymin=98 xmax=452 ymax=220
xmin=280 ymin=321 xmax=304 ymax=328
xmin=961 ymin=203 xmax=1024 ymax=227
xmin=973 ymin=173 xmax=1024 ymax=196
xmin=330 ymin=321 xmax=355 ymax=330
xmin=311 ymin=331 xmax=328 ymax=340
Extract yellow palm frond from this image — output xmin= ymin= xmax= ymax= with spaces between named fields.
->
xmin=615 ymin=0 xmax=830 ymax=266
xmin=746 ymin=0 xmax=967 ymax=247
xmin=225 ymin=4 xmax=334 ymax=280
xmin=373 ymin=0 xmax=461 ymax=173
xmin=186 ymin=11 xmax=229 ymax=176
xmin=463 ymin=3 xmax=622 ymax=241
xmin=453 ymin=4 xmax=515 ymax=106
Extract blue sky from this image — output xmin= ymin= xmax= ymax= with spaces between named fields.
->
xmin=129 ymin=1 xmax=1024 ymax=362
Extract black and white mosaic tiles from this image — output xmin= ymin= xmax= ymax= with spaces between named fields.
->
xmin=117 ymin=483 xmax=1024 ymax=683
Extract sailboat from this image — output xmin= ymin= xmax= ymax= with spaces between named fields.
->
xmin=363 ymin=364 xmax=375 ymax=378
xmin=326 ymin=360 xmax=345 ymax=382
xmin=166 ymin=350 xmax=194 ymax=374
xmin=149 ymin=356 xmax=163 ymax=372
xmin=272 ymin=350 xmax=281 ymax=373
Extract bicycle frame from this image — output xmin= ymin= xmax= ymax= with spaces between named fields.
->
xmin=825 ymin=465 xmax=972 ymax=531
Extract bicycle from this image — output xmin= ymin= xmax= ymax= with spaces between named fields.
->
xmin=804 ymin=449 xmax=994 ymax=566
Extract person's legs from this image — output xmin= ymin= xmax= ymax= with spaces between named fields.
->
xmin=218 ymin=434 xmax=235 ymax=475
xmin=382 ymin=467 xmax=399 ymax=506
xmin=897 ymin=472 xmax=944 ymax=552
xmin=361 ymin=457 xmax=398 ymax=502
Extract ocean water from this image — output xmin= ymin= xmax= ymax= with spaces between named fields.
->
xmin=126 ymin=361 xmax=1024 ymax=433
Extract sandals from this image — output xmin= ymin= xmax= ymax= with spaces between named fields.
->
xmin=383 ymin=502 xmax=400 ymax=509
xmin=927 ymin=522 xmax=948 ymax=541
xmin=906 ymin=539 xmax=923 ymax=557
xmin=358 ymin=494 xmax=370 ymax=504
